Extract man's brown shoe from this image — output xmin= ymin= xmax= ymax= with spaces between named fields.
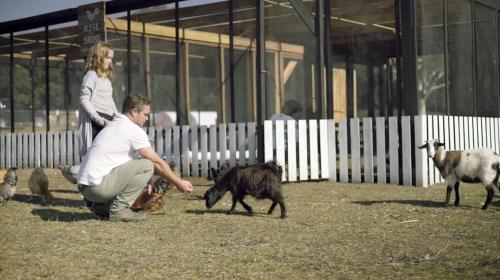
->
xmin=109 ymin=208 xmax=147 ymax=222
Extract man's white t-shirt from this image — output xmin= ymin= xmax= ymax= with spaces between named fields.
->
xmin=77 ymin=114 xmax=151 ymax=186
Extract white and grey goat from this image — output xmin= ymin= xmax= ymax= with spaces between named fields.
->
xmin=419 ymin=139 xmax=499 ymax=209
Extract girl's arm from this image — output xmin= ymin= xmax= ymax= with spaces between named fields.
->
xmin=80 ymin=71 xmax=105 ymax=125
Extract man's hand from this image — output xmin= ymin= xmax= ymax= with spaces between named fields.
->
xmin=177 ymin=179 xmax=193 ymax=194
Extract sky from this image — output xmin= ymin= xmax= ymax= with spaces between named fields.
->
xmin=0 ymin=0 xmax=221 ymax=23
xmin=0 ymin=0 xmax=98 ymax=23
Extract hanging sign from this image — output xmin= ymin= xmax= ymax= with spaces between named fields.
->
xmin=78 ymin=2 xmax=106 ymax=55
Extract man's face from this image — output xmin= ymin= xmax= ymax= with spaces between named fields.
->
xmin=132 ymin=104 xmax=150 ymax=127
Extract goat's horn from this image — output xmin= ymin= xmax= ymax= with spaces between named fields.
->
xmin=418 ymin=143 xmax=427 ymax=149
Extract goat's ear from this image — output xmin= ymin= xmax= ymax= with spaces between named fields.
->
xmin=437 ymin=142 xmax=445 ymax=147
xmin=418 ymin=143 xmax=428 ymax=149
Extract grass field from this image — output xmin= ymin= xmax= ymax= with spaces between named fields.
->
xmin=1 ymin=168 xmax=500 ymax=279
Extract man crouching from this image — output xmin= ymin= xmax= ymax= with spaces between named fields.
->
xmin=77 ymin=94 xmax=193 ymax=222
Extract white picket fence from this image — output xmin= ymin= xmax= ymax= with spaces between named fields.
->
xmin=0 ymin=123 xmax=258 ymax=179
xmin=268 ymin=115 xmax=500 ymax=187
xmin=2 ymin=115 xmax=500 ymax=187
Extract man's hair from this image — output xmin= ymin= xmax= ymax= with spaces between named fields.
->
xmin=122 ymin=94 xmax=151 ymax=113
xmin=85 ymin=41 xmax=114 ymax=80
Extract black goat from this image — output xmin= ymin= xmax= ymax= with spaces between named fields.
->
xmin=204 ymin=161 xmax=287 ymax=218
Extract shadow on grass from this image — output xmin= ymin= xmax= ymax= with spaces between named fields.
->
xmin=489 ymin=200 xmax=500 ymax=208
xmin=13 ymin=194 xmax=84 ymax=208
xmin=188 ymin=194 xmax=204 ymax=201
xmin=354 ymin=198 xmax=500 ymax=210
xmin=51 ymin=189 xmax=80 ymax=194
xmin=31 ymin=208 xmax=97 ymax=222
xmin=186 ymin=209 xmax=255 ymax=217
xmin=352 ymin=199 xmax=451 ymax=208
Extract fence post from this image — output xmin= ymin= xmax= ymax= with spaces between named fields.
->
xmin=362 ymin=118 xmax=374 ymax=183
xmin=191 ymin=125 xmax=199 ymax=177
xmin=350 ymin=118 xmax=361 ymax=183
xmin=401 ymin=116 xmax=412 ymax=186
xmin=228 ymin=123 xmax=237 ymax=167
xmin=338 ymin=120 xmax=348 ymax=182
xmin=237 ymin=123 xmax=246 ymax=166
xmin=209 ymin=125 xmax=217 ymax=169
xmin=287 ymin=120 xmax=297 ymax=182
xmin=0 ymin=133 xmax=5 ymax=169
xmin=275 ymin=120 xmax=286 ymax=181
xmin=327 ymin=119 xmax=336 ymax=182
xmin=414 ymin=115 xmax=428 ymax=187
xmin=309 ymin=119 xmax=319 ymax=180
xmin=248 ymin=123 xmax=257 ymax=165
xmin=388 ymin=117 xmax=399 ymax=185
xmin=298 ymin=120 xmax=308 ymax=181
xmin=264 ymin=120 xmax=273 ymax=162
xmin=181 ymin=125 xmax=190 ymax=177
xmin=319 ymin=119 xmax=329 ymax=180
xmin=200 ymin=125 xmax=208 ymax=178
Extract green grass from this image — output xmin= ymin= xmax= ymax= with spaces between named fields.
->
xmin=1 ymin=168 xmax=500 ymax=279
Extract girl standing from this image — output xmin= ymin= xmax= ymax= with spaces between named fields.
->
xmin=79 ymin=41 xmax=119 ymax=155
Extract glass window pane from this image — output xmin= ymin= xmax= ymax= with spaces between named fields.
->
xmin=106 ymin=11 xmax=128 ymax=113
xmin=229 ymin=0 xmax=257 ymax=123
xmin=417 ymin=0 xmax=446 ymax=115
xmin=330 ymin=0 xmax=397 ymax=119
xmin=14 ymin=28 xmax=47 ymax=132
xmin=265 ymin=1 xmax=315 ymax=119
xmin=0 ymin=34 xmax=11 ymax=133
xmin=448 ymin=0 xmax=474 ymax=116
xmin=224 ymin=48 xmax=254 ymax=123
xmin=49 ymin=21 xmax=82 ymax=131
xmin=189 ymin=44 xmax=219 ymax=126
xmin=179 ymin=1 xmax=230 ymax=125
xmin=475 ymin=3 xmax=498 ymax=117
xmin=129 ymin=4 xmax=177 ymax=127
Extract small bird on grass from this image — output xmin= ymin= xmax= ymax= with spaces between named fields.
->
xmin=132 ymin=177 xmax=173 ymax=212
xmin=28 ymin=168 xmax=54 ymax=199
xmin=0 ymin=168 xmax=18 ymax=205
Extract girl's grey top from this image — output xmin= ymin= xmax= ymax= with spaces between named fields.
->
xmin=78 ymin=70 xmax=119 ymax=156
xmin=80 ymin=70 xmax=119 ymax=123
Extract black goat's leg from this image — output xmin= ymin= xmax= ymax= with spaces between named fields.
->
xmin=238 ymin=198 xmax=253 ymax=214
xmin=453 ymin=181 xmax=460 ymax=206
xmin=267 ymin=201 xmax=278 ymax=215
xmin=482 ymin=185 xmax=495 ymax=210
xmin=228 ymin=195 xmax=238 ymax=215
xmin=274 ymin=194 xmax=287 ymax=218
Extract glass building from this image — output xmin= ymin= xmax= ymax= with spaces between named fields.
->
xmin=0 ymin=0 xmax=499 ymax=134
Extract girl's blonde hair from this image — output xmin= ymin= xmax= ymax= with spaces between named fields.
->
xmin=85 ymin=41 xmax=114 ymax=80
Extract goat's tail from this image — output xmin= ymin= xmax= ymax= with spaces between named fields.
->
xmin=263 ymin=161 xmax=282 ymax=177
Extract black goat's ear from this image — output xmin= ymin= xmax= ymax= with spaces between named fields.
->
xmin=437 ymin=142 xmax=445 ymax=147
xmin=418 ymin=143 xmax=428 ymax=149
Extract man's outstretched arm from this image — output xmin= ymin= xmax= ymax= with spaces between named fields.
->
xmin=138 ymin=147 xmax=193 ymax=193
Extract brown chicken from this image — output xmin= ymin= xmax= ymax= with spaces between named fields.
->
xmin=132 ymin=176 xmax=173 ymax=212
xmin=28 ymin=168 xmax=53 ymax=199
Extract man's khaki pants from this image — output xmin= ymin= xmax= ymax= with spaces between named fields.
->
xmin=79 ymin=159 xmax=154 ymax=213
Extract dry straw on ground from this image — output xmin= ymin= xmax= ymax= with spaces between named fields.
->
xmin=1 ymin=168 xmax=500 ymax=279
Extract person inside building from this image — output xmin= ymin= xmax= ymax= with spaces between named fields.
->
xmin=270 ymin=99 xmax=303 ymax=150
xmin=60 ymin=41 xmax=119 ymax=184
xmin=271 ymin=99 xmax=303 ymax=123
xmin=77 ymin=93 xmax=193 ymax=222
